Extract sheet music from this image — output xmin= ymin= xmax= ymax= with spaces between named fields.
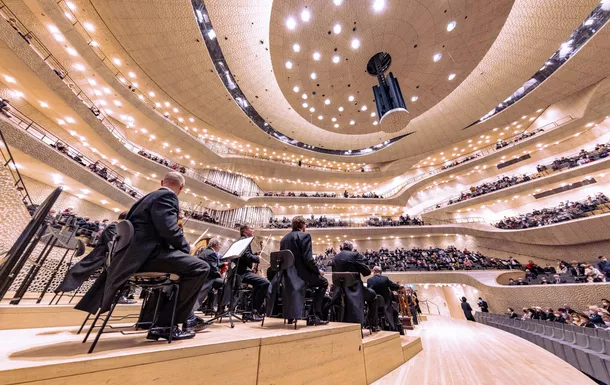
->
xmin=220 ymin=237 xmax=253 ymax=260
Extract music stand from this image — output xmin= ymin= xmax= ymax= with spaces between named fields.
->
xmin=205 ymin=237 xmax=253 ymax=328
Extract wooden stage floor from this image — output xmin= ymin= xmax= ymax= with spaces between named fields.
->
xmin=373 ymin=315 xmax=595 ymax=385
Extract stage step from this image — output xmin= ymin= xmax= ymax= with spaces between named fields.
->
xmin=362 ymin=331 xmax=404 ymax=384
xmin=400 ymin=335 xmax=423 ymax=362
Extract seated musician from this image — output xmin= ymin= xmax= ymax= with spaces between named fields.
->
xmin=186 ymin=237 xmax=226 ymax=330
xmin=367 ymin=266 xmax=403 ymax=334
xmin=232 ymin=225 xmax=269 ymax=321
xmin=331 ymin=241 xmax=378 ymax=329
xmin=55 ymin=211 xmax=128 ymax=296
xmin=76 ymin=172 xmax=210 ymax=341
xmin=278 ymin=216 xmax=329 ymax=325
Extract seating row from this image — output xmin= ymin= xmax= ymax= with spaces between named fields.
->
xmin=477 ymin=312 xmax=610 ymax=384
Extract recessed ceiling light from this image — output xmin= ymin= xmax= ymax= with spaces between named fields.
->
xmin=334 ymin=123 xmax=339 ymax=128
xmin=373 ymin=121 xmax=378 ymax=125
xmin=318 ymin=115 xmax=323 ymax=120
xmin=448 ymin=73 xmax=456 ymax=80
xmin=310 ymin=72 xmax=317 ymax=79
xmin=338 ymin=106 xmax=344 ymax=112
xmin=302 ymin=93 xmax=308 ymax=99
xmin=302 ymin=102 xmax=308 ymax=108
xmin=293 ymin=86 xmax=300 ymax=92
xmin=332 ymin=55 xmax=340 ymax=64
xmin=361 ymin=105 xmax=368 ymax=111
xmin=371 ymin=112 xmax=376 ymax=117
xmin=293 ymin=43 xmax=301 ymax=52
xmin=351 ymin=38 xmax=361 ymax=49
xmin=333 ymin=0 xmax=343 ymax=5
xmin=149 ymin=91 xmax=156 ymax=97
xmin=324 ymin=99 xmax=331 ymax=105
xmin=301 ymin=9 xmax=311 ymax=22
xmin=373 ymin=0 xmax=385 ymax=12
xmin=112 ymin=58 xmax=121 ymax=66
xmin=348 ymin=95 xmax=355 ymax=102
xmin=66 ymin=47 xmax=78 ymax=56
xmin=313 ymin=52 xmax=321 ymax=60
xmin=40 ymin=101 xmax=49 ymax=108
xmin=285 ymin=60 xmax=293 ymax=69
xmin=447 ymin=21 xmax=457 ymax=32
xmin=286 ymin=17 xmax=297 ymax=30
xmin=333 ymin=24 xmax=342 ymax=34
xmin=309 ymin=107 xmax=315 ymax=112
xmin=4 ymin=75 xmax=16 ymax=83
xmin=350 ymin=120 xmax=355 ymax=125
xmin=83 ymin=22 xmax=95 ymax=32
xmin=411 ymin=96 xmax=418 ymax=102
xmin=433 ymin=53 xmax=442 ymax=62
xmin=332 ymin=117 xmax=337 ymax=122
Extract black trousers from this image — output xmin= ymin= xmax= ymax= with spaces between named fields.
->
xmin=139 ymin=250 xmax=209 ymax=327
xmin=364 ymin=288 xmax=379 ymax=327
xmin=55 ymin=246 xmax=107 ymax=293
xmin=306 ymin=275 xmax=328 ymax=315
xmin=241 ymin=271 xmax=270 ymax=312
xmin=191 ymin=277 xmax=224 ymax=316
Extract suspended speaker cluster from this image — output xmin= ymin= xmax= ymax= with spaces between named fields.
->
xmin=368 ymin=52 xmax=410 ymax=133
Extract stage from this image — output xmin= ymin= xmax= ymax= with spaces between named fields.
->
xmin=0 ymin=314 xmax=422 ymax=385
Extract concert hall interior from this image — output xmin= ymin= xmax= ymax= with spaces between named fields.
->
xmin=2 ymin=0 xmax=610 ymax=384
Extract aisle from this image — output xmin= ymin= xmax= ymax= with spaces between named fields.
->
xmin=374 ymin=315 xmax=595 ymax=385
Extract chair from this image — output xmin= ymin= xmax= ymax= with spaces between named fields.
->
xmin=262 ymin=250 xmax=297 ymax=328
xmin=331 ymin=272 xmax=362 ymax=337
xmin=82 ymin=221 xmax=181 ymax=353
xmin=574 ymin=332 xmax=595 ymax=377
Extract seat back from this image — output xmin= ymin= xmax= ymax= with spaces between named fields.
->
xmin=575 ymin=332 xmax=590 ymax=348
xmin=563 ymin=330 xmax=576 ymax=344
xmin=583 ymin=327 xmax=597 ymax=337
xmin=105 ymin=220 xmax=134 ymax=267
xmin=589 ymin=336 xmax=605 ymax=354
xmin=269 ymin=250 xmax=295 ymax=272
xmin=597 ymin=328 xmax=610 ymax=340
xmin=331 ymin=272 xmax=359 ymax=288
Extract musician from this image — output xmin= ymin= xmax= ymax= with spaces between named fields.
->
xmin=187 ymin=237 xmax=225 ymax=329
xmin=234 ymin=224 xmax=269 ymax=321
xmin=367 ymin=266 xmax=402 ymax=333
xmin=55 ymin=211 xmax=128 ymax=295
xmin=278 ymin=216 xmax=328 ymax=325
xmin=331 ymin=241 xmax=378 ymax=328
xmin=76 ymin=172 xmax=210 ymax=341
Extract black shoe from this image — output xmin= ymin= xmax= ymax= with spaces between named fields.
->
xmin=287 ymin=319 xmax=295 ymax=324
xmin=147 ymin=325 xmax=195 ymax=341
xmin=307 ymin=316 xmax=329 ymax=326
xmin=117 ymin=296 xmax=137 ymax=304
xmin=185 ymin=316 xmax=210 ymax=332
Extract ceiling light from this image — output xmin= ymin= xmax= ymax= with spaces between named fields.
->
xmin=361 ymin=105 xmax=368 ymax=111
xmin=332 ymin=55 xmax=340 ymax=64
xmin=338 ymin=106 xmax=344 ymax=112
xmin=73 ymin=63 xmax=85 ymax=71
xmin=301 ymin=9 xmax=311 ymax=22
xmin=309 ymin=107 xmax=315 ymax=112
xmin=66 ymin=47 xmax=78 ymax=56
xmin=4 ymin=75 xmax=16 ymax=84
xmin=433 ymin=53 xmax=442 ymax=62
xmin=39 ymin=101 xmax=49 ymax=108
xmin=318 ymin=115 xmax=323 ymax=120
xmin=350 ymin=120 xmax=355 ymax=125
xmin=448 ymin=73 xmax=456 ymax=80
xmin=148 ymin=91 xmax=155 ymax=97
xmin=310 ymin=72 xmax=317 ymax=79
xmin=348 ymin=95 xmax=355 ymax=102
xmin=447 ymin=21 xmax=457 ymax=32
xmin=373 ymin=121 xmax=378 ymax=125
xmin=83 ymin=22 xmax=95 ymax=32
xmin=351 ymin=38 xmax=361 ymax=49
xmin=333 ymin=0 xmax=343 ymax=5
xmin=332 ymin=117 xmax=337 ymax=122
xmin=313 ymin=52 xmax=321 ymax=60
xmin=302 ymin=103 xmax=308 ymax=108
xmin=411 ymin=96 xmax=418 ymax=102
xmin=293 ymin=86 xmax=300 ymax=92
xmin=324 ymin=99 xmax=331 ymax=105
xmin=373 ymin=0 xmax=385 ymax=12
xmin=371 ymin=112 xmax=376 ymax=117
xmin=334 ymin=123 xmax=339 ymax=128
xmin=292 ymin=43 xmax=301 ymax=52
xmin=112 ymin=58 xmax=121 ymax=66
xmin=286 ymin=17 xmax=297 ymax=30
xmin=302 ymin=93 xmax=308 ymax=99
xmin=333 ymin=24 xmax=342 ymax=34
xmin=285 ymin=60 xmax=293 ymax=69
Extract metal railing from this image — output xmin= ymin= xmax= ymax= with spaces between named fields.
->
xmin=0 ymin=124 xmax=33 ymax=207
xmin=376 ymin=115 xmax=575 ymax=198
xmin=422 ymin=217 xmax=486 ymax=225
xmin=3 ymin=106 xmax=143 ymax=199
xmin=420 ymin=299 xmax=441 ymax=315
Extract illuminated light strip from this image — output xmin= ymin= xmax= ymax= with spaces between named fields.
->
xmin=190 ymin=0 xmax=413 ymax=156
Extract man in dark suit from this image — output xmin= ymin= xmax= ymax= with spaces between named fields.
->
xmin=56 ymin=211 xmax=128 ymax=294
xmin=187 ymin=237 xmax=225 ymax=329
xmin=367 ymin=266 xmax=401 ymax=333
xmin=76 ymin=172 xmax=209 ymax=341
xmin=331 ymin=241 xmax=378 ymax=328
xmin=551 ymin=274 xmax=567 ymax=284
xmin=278 ymin=216 xmax=328 ymax=325
xmin=478 ymin=297 xmax=489 ymax=312
xmin=233 ymin=225 xmax=269 ymax=321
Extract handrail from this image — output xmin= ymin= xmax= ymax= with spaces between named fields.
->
xmin=0 ymin=123 xmax=33 ymax=207
xmin=3 ymin=106 xmax=143 ymax=199
xmin=54 ymin=0 xmax=377 ymax=173
xmin=421 ymin=140 xmax=610 ymax=214
xmin=376 ymin=116 xmax=575 ymax=198
xmin=0 ymin=1 xmax=259 ymax=197
xmin=420 ymin=299 xmax=441 ymax=315
xmin=422 ymin=217 xmax=486 ymax=225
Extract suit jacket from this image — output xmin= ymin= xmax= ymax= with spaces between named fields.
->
xmin=331 ymin=250 xmax=371 ymax=325
xmin=279 ymin=230 xmax=320 ymax=282
xmin=198 ymin=247 xmax=221 ymax=279
xmin=367 ymin=274 xmax=400 ymax=329
xmin=76 ymin=188 xmax=189 ymax=314
xmin=236 ymin=236 xmax=259 ymax=275
xmin=56 ymin=222 xmax=117 ymax=293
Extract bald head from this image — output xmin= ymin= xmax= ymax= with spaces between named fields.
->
xmin=161 ymin=171 xmax=185 ymax=195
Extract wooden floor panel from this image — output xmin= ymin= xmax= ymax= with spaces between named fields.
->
xmin=373 ymin=316 xmax=595 ymax=385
